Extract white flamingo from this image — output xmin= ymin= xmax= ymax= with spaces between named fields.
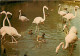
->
xmin=58 ymin=4 xmax=69 ymax=24
xmin=56 ymin=26 xmax=78 ymax=53
xmin=63 ymin=6 xmax=79 ymax=25
xmin=58 ymin=4 xmax=68 ymax=16
xmin=0 ymin=11 xmax=21 ymax=43
xmin=19 ymin=10 xmax=29 ymax=22
xmin=32 ymin=6 xmax=48 ymax=32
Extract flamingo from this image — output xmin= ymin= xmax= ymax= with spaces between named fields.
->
xmin=32 ymin=6 xmax=48 ymax=32
xmin=63 ymin=6 xmax=79 ymax=25
xmin=1 ymin=11 xmax=12 ymax=27
xmin=58 ymin=4 xmax=68 ymax=16
xmin=58 ymin=4 xmax=69 ymax=24
xmin=56 ymin=26 xmax=78 ymax=54
xmin=0 ymin=11 xmax=21 ymax=43
xmin=19 ymin=10 xmax=29 ymax=22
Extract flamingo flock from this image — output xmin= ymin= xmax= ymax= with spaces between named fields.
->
xmin=0 ymin=4 xmax=80 ymax=55
xmin=56 ymin=4 xmax=79 ymax=54
xmin=0 ymin=11 xmax=21 ymax=43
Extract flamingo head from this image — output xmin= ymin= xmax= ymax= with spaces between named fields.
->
xmin=17 ymin=34 xmax=21 ymax=37
xmin=19 ymin=10 xmax=21 ymax=12
xmin=1 ymin=11 xmax=6 ymax=14
xmin=75 ymin=6 xmax=79 ymax=11
xmin=63 ymin=24 xmax=67 ymax=31
xmin=7 ymin=12 xmax=12 ymax=15
xmin=44 ymin=6 xmax=48 ymax=10
xmin=58 ymin=4 xmax=61 ymax=7
xmin=75 ymin=6 xmax=79 ymax=9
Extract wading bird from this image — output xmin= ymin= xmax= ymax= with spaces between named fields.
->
xmin=56 ymin=26 xmax=78 ymax=54
xmin=0 ymin=11 xmax=21 ymax=43
xmin=19 ymin=10 xmax=29 ymax=22
xmin=58 ymin=4 xmax=69 ymax=24
xmin=58 ymin=4 xmax=68 ymax=16
xmin=63 ymin=6 xmax=79 ymax=26
xmin=32 ymin=6 xmax=48 ymax=32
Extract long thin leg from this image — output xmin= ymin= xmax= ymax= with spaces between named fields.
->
xmin=35 ymin=26 xmax=37 ymax=33
xmin=35 ymin=25 xmax=38 ymax=33
xmin=10 ymin=36 xmax=17 ymax=43
xmin=38 ymin=25 xmax=39 ymax=32
xmin=1 ymin=36 xmax=4 ymax=40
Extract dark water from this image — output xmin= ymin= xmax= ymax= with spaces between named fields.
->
xmin=0 ymin=1 xmax=80 ymax=56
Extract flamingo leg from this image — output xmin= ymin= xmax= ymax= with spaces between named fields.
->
xmin=9 ymin=36 xmax=17 ymax=43
xmin=35 ymin=24 xmax=39 ymax=33
xmin=1 ymin=36 xmax=4 ymax=40
xmin=38 ymin=25 xmax=39 ymax=32
xmin=35 ymin=25 xmax=37 ymax=33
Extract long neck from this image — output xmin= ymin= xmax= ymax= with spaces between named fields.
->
xmin=3 ymin=14 xmax=7 ymax=27
xmin=56 ymin=42 xmax=69 ymax=53
xmin=43 ymin=7 xmax=45 ymax=21
xmin=3 ymin=14 xmax=12 ymax=27
xmin=19 ymin=11 xmax=21 ymax=18
xmin=6 ymin=15 xmax=11 ymax=27
xmin=58 ymin=6 xmax=61 ymax=13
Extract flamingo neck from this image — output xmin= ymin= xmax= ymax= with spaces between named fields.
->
xmin=3 ymin=14 xmax=11 ymax=27
xmin=43 ymin=7 xmax=45 ymax=21
xmin=19 ymin=11 xmax=21 ymax=18
xmin=56 ymin=42 xmax=69 ymax=53
xmin=3 ymin=15 xmax=7 ymax=27
xmin=6 ymin=16 xmax=11 ymax=27
xmin=58 ymin=6 xmax=61 ymax=13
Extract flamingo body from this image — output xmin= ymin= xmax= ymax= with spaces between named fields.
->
xmin=19 ymin=10 xmax=29 ymax=22
xmin=0 ymin=26 xmax=21 ymax=37
xmin=32 ymin=17 xmax=44 ymax=25
xmin=63 ymin=13 xmax=75 ymax=21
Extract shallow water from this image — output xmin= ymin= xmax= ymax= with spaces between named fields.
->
xmin=0 ymin=1 xmax=80 ymax=56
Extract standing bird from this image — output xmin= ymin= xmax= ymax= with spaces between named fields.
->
xmin=0 ymin=11 xmax=21 ymax=43
xmin=32 ymin=6 xmax=48 ymax=32
xmin=58 ymin=4 xmax=68 ymax=24
xmin=19 ymin=10 xmax=29 ymax=22
xmin=58 ymin=4 xmax=68 ymax=16
xmin=56 ymin=26 xmax=78 ymax=54
xmin=63 ymin=6 xmax=79 ymax=26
